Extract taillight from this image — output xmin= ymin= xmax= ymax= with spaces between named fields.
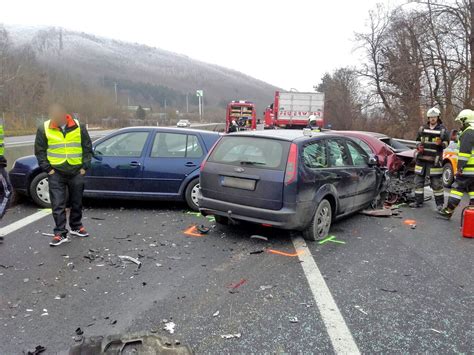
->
xmin=284 ymin=143 xmax=298 ymax=185
xmin=200 ymin=139 xmax=221 ymax=171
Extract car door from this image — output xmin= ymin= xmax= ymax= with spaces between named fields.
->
xmin=141 ymin=132 xmax=205 ymax=195
xmin=87 ymin=130 xmax=150 ymax=194
xmin=326 ymin=139 xmax=359 ymax=213
xmin=345 ymin=139 xmax=378 ymax=208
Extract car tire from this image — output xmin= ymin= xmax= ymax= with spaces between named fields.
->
xmin=184 ymin=178 xmax=200 ymax=211
xmin=302 ymin=199 xmax=332 ymax=241
xmin=214 ymin=215 xmax=229 ymax=225
xmin=29 ymin=172 xmax=52 ymax=208
xmin=442 ymin=162 xmax=454 ymax=188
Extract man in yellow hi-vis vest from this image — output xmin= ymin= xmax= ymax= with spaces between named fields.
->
xmin=35 ymin=104 xmax=92 ymax=246
xmin=438 ymin=109 xmax=474 ymax=219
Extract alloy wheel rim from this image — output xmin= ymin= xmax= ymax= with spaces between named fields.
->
xmin=316 ymin=204 xmax=331 ymax=237
xmin=443 ymin=168 xmax=452 ymax=184
xmin=36 ymin=178 xmax=50 ymax=204
xmin=191 ymin=183 xmax=200 ymax=206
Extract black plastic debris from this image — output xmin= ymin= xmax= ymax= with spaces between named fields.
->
xmin=380 ymin=288 xmax=398 ymax=293
xmin=26 ymin=345 xmax=46 ymax=355
xmin=196 ymin=225 xmax=211 ymax=234
xmin=249 ymin=250 xmax=264 ymax=255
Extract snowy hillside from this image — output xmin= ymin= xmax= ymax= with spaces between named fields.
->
xmin=5 ymin=25 xmax=278 ymax=108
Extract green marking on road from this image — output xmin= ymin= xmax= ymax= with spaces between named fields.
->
xmin=185 ymin=211 xmax=202 ymax=216
xmin=318 ymin=235 xmax=346 ymax=245
xmin=185 ymin=211 xmax=216 ymax=222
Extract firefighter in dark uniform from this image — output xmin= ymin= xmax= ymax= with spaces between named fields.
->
xmin=438 ymin=109 xmax=474 ymax=218
xmin=410 ymin=107 xmax=449 ymax=209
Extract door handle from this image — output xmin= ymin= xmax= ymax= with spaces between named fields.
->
xmin=185 ymin=162 xmax=197 ymax=167
xmin=129 ymin=161 xmax=141 ymax=167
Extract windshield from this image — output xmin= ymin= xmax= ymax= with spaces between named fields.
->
xmin=209 ymin=136 xmax=290 ymax=170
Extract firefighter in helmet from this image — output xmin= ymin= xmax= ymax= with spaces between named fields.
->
xmin=410 ymin=107 xmax=449 ymax=209
xmin=307 ymin=115 xmax=321 ymax=132
xmin=438 ymin=109 xmax=474 ymax=218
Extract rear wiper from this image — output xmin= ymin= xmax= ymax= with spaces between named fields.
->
xmin=240 ymin=161 xmax=266 ymax=165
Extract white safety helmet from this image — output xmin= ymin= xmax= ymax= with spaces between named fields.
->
xmin=455 ymin=109 xmax=474 ymax=125
xmin=308 ymin=114 xmax=317 ymax=123
xmin=426 ymin=107 xmax=441 ymax=118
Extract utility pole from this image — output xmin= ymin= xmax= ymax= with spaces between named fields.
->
xmin=196 ymin=90 xmax=203 ymax=122
xmin=114 ymin=82 xmax=118 ymax=105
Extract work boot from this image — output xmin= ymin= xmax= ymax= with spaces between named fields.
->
xmin=49 ymin=234 xmax=70 ymax=247
xmin=409 ymin=202 xmax=423 ymax=208
xmin=436 ymin=204 xmax=444 ymax=212
xmin=437 ymin=208 xmax=454 ymax=220
xmin=70 ymin=226 xmax=89 ymax=238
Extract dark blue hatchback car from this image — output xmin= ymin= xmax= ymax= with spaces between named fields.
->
xmin=198 ymin=130 xmax=382 ymax=240
xmin=10 ymin=127 xmax=220 ymax=211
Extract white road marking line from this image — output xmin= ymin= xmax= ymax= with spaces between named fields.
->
xmin=292 ymin=236 xmax=360 ymax=354
xmin=0 ymin=209 xmax=51 ymax=236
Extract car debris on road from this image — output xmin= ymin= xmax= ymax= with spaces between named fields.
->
xmin=221 ymin=333 xmax=242 ymax=339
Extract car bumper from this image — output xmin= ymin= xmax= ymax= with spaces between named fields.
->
xmin=198 ymin=194 xmax=310 ymax=230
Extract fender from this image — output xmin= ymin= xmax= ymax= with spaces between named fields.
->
xmin=313 ymin=183 xmax=339 ymax=215
xmin=297 ymin=183 xmax=339 ymax=229
xmin=177 ymin=168 xmax=200 ymax=196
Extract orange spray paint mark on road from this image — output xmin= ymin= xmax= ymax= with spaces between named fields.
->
xmin=266 ymin=249 xmax=304 ymax=257
xmin=183 ymin=225 xmax=205 ymax=237
xmin=403 ymin=219 xmax=417 ymax=225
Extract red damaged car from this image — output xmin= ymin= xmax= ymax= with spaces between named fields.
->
xmin=336 ymin=131 xmax=415 ymax=173
xmin=336 ymin=131 xmax=416 ymax=203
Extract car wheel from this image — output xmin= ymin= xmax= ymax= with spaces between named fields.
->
xmin=302 ymin=199 xmax=332 ymax=241
xmin=214 ymin=215 xmax=229 ymax=225
xmin=442 ymin=162 xmax=454 ymax=188
xmin=29 ymin=172 xmax=51 ymax=208
xmin=184 ymin=178 xmax=200 ymax=211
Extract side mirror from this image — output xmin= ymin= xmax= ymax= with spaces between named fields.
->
xmin=92 ymin=147 xmax=103 ymax=161
xmin=368 ymin=155 xmax=378 ymax=166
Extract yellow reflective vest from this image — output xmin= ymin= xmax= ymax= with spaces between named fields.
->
xmin=44 ymin=119 xmax=82 ymax=166
xmin=457 ymin=126 xmax=474 ymax=176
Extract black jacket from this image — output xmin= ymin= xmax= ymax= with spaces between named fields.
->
xmin=34 ymin=121 xmax=93 ymax=175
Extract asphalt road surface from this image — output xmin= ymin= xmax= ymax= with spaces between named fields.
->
xmin=0 ymin=192 xmax=472 ymax=353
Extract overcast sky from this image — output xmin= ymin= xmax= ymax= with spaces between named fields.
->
xmin=2 ymin=0 xmax=400 ymax=91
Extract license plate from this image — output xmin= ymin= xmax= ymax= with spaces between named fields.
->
xmin=222 ymin=176 xmax=256 ymax=190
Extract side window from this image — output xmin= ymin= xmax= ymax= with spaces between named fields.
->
xmin=346 ymin=141 xmax=368 ymax=166
xmin=303 ymin=141 xmax=328 ymax=168
xmin=186 ymin=135 xmax=204 ymax=158
xmin=94 ymin=132 xmax=149 ymax=157
xmin=327 ymin=140 xmax=352 ymax=167
xmin=151 ymin=133 xmax=187 ymax=158
xmin=350 ymin=138 xmax=373 ymax=156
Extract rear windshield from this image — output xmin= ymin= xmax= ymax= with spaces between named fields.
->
xmin=209 ymin=136 xmax=290 ymax=170
xmin=379 ymin=137 xmax=409 ymax=152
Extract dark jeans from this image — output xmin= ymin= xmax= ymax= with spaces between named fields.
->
xmin=48 ymin=171 xmax=84 ymax=235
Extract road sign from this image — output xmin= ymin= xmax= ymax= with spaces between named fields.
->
xmin=196 ymin=90 xmax=203 ymax=97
